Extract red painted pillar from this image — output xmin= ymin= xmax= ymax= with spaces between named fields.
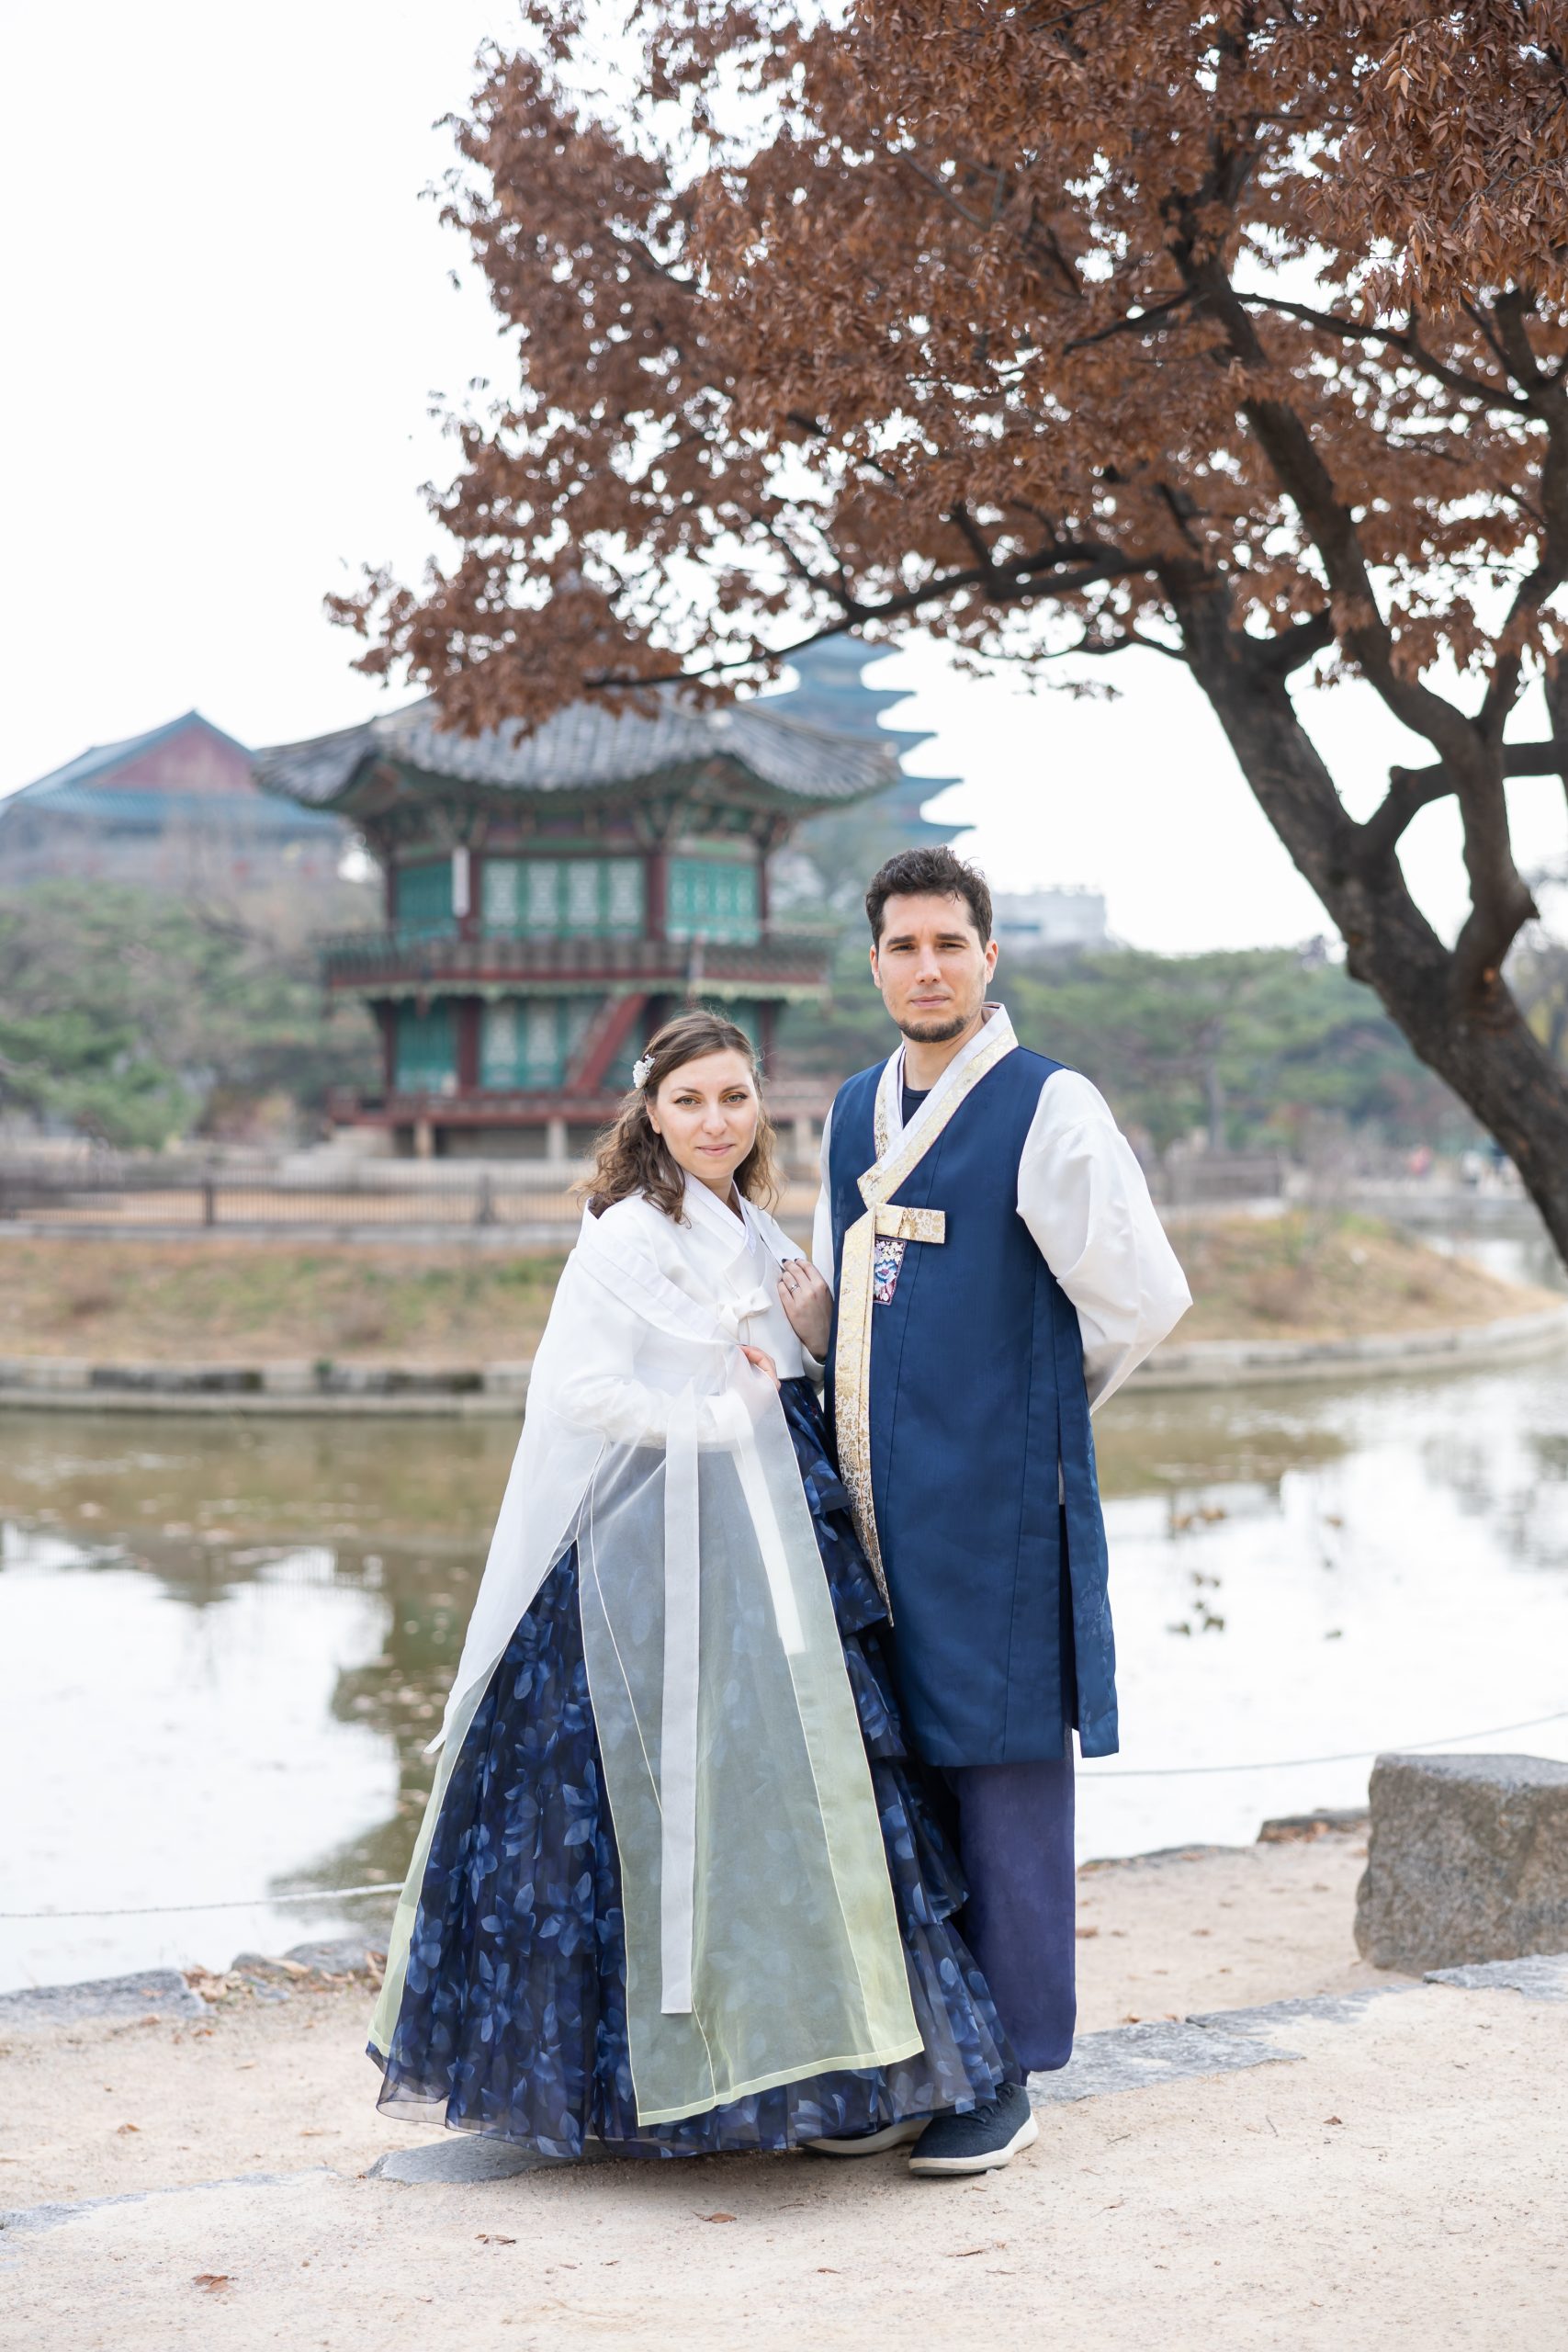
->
xmin=455 ymin=998 xmax=481 ymax=1092
xmin=377 ymin=1002 xmax=397 ymax=1100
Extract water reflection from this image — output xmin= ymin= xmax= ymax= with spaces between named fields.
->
xmin=1081 ymin=1352 xmax=1568 ymax=1860
xmin=4 ymin=1329 xmax=1568 ymax=1990
xmin=0 ymin=1415 xmax=518 ymax=1991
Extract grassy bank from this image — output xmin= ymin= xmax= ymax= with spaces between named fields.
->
xmin=0 ymin=1241 xmax=566 ymax=1363
xmin=0 ymin=1215 xmax=1556 ymax=1365
xmin=1173 ymin=1211 xmax=1559 ymax=1343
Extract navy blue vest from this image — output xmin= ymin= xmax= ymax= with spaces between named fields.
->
xmin=827 ymin=1047 xmax=1118 ymax=1764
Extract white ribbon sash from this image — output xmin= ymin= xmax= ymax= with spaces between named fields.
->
xmin=660 ymin=1387 xmax=702 ymax=2014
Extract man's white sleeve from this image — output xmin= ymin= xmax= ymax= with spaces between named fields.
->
xmin=810 ymin=1102 xmax=836 ymax=1293
xmin=1016 ymin=1070 xmax=1191 ymax=1409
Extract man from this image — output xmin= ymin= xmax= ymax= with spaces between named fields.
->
xmin=802 ymin=845 xmax=1190 ymax=2176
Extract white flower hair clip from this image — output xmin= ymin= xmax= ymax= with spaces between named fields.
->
xmin=632 ymin=1053 xmax=655 ymax=1090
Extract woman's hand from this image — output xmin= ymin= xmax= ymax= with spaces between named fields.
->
xmin=776 ymin=1258 xmax=832 ymax=1363
xmin=739 ymin=1344 xmax=780 ymax=1389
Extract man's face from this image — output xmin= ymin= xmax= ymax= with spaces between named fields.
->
xmin=870 ymin=892 xmax=999 ymax=1044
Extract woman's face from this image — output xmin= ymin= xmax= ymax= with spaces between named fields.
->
xmin=648 ymin=1049 xmax=761 ymax=1198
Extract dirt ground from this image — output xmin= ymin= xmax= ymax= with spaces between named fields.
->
xmin=0 ymin=1832 xmax=1377 ymax=2211
xmin=6 ymin=1828 xmax=1564 ymax=2349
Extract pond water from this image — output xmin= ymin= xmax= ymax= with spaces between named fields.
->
xmin=5 ymin=1235 xmax=1568 ymax=1995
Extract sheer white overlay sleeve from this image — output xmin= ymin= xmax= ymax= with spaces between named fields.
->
xmin=1017 ymin=1069 xmax=1191 ymax=1408
xmin=811 ymin=1102 xmax=836 ymax=1291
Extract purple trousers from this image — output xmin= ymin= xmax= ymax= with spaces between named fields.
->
xmin=944 ymin=1745 xmax=1077 ymax=2075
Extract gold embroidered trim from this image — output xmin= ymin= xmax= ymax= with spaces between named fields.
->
xmin=874 ymin=1205 xmax=946 ymax=1245
xmin=832 ymin=1022 xmax=1016 ymax=1604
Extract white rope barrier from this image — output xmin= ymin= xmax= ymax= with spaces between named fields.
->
xmin=4 ymin=1707 xmax=1566 ymax=1921
xmin=1079 ymin=1705 xmax=1568 ymax=1780
xmin=0 ymin=1882 xmax=403 ymax=1923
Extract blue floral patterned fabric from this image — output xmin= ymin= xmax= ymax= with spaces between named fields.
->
xmin=371 ymin=1376 xmax=1021 ymax=2158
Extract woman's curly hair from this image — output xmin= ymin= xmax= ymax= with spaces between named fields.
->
xmin=580 ymin=1009 xmax=781 ymax=1223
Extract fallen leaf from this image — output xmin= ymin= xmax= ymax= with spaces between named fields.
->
xmin=192 ymin=2274 xmax=231 ymax=2291
xmin=1324 ymin=2115 xmax=1344 ymax=2126
xmin=476 ymin=2233 xmax=517 ymax=2245
xmin=1074 ymin=1926 xmax=1099 ymax=1939
xmin=817 ymin=2267 xmax=840 ymax=2274
xmin=944 ymin=2243 xmax=1006 ymax=2257
xmin=694 ymin=2211 xmax=737 ymax=2223
xmin=115 ymin=2122 xmax=141 ymax=2135
xmin=235 ymin=2061 xmax=257 ymax=2071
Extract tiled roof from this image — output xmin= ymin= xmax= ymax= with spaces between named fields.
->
xmin=255 ymin=690 xmax=898 ymax=810
xmin=6 ymin=711 xmax=253 ymax=802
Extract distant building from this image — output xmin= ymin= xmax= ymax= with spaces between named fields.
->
xmin=764 ymin=641 xmax=959 ymax=906
xmin=991 ymin=887 xmax=1110 ymax=953
xmin=0 ymin=711 xmax=344 ymax=896
xmin=257 ymin=690 xmax=897 ymax=1158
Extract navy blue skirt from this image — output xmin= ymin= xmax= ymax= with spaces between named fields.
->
xmin=371 ymin=1375 xmax=1021 ymax=2157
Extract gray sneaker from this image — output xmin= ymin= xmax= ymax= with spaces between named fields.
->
xmin=906 ymin=2081 xmax=1039 ymax=2177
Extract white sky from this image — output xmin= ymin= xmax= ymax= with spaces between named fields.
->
xmin=4 ymin=2 xmax=1563 ymax=954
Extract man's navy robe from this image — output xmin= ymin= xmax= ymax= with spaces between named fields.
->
xmin=826 ymin=1047 xmax=1118 ymax=1766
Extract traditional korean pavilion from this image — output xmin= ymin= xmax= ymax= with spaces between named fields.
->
xmin=256 ymin=690 xmax=897 ymax=1157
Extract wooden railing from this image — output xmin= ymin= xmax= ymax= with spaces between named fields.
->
xmin=319 ymin=925 xmax=838 ymax=989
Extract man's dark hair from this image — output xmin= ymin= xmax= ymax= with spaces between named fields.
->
xmin=865 ymin=846 xmax=994 ymax=945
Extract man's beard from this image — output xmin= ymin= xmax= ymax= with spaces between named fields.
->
xmin=897 ymin=1009 xmax=974 ymax=1045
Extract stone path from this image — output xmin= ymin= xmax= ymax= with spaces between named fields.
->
xmin=4 ymin=1957 xmax=1566 ymax=2347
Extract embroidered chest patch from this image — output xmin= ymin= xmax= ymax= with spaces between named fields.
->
xmin=872 ymin=1232 xmax=908 ymax=1306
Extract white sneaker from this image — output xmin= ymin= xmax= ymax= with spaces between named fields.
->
xmin=803 ymin=2117 xmax=929 ymax=2157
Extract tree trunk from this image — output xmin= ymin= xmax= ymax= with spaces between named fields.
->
xmin=1176 ymin=587 xmax=1568 ymax=1267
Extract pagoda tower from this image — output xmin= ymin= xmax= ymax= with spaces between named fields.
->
xmin=767 ymin=641 xmax=959 ymax=905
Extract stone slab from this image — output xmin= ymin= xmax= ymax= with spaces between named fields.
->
xmin=0 ymin=1968 xmax=204 ymax=2031
xmin=367 ymin=2133 xmax=624 ymax=2184
xmin=1425 ymin=1951 xmax=1568 ymax=2002
xmin=1029 ymin=2017 xmax=1304 ymax=2105
xmin=1355 ymin=1751 xmax=1568 ymax=1973
xmin=1188 ymin=1987 xmax=1412 ymax=2036
xmin=0 ymin=2168 xmax=335 ymax=2239
xmin=1031 ymin=1982 xmax=1427 ymax=2109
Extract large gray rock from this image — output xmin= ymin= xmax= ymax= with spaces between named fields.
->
xmin=1354 ymin=1752 xmax=1568 ymax=1973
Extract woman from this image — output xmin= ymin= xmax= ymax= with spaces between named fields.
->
xmin=369 ymin=1011 xmax=1023 ymax=2163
